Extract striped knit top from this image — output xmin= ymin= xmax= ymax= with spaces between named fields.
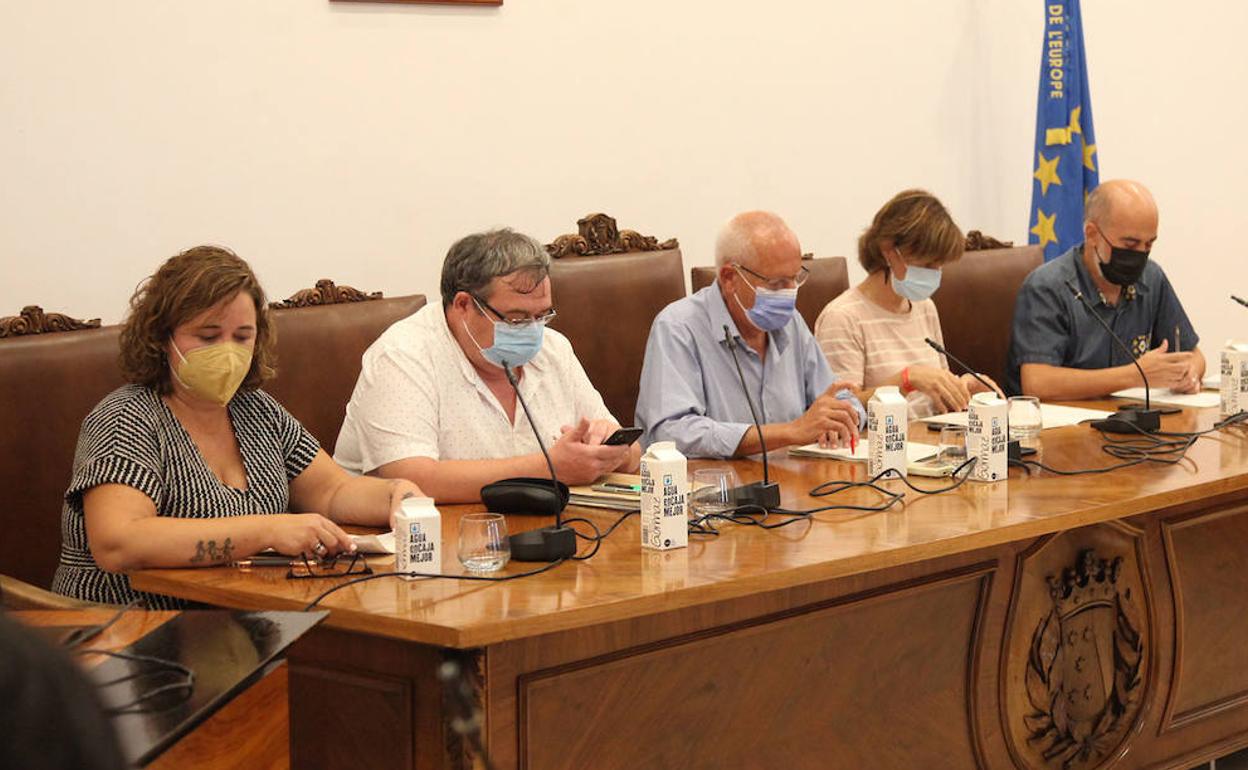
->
xmin=51 ymin=385 xmax=320 ymax=608
xmin=814 ymin=286 xmax=950 ymax=420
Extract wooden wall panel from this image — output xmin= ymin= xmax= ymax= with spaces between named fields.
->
xmin=1162 ymin=503 xmax=1248 ymax=730
xmin=517 ymin=570 xmax=991 ymax=770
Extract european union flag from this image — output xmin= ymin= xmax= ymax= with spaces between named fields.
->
xmin=1028 ymin=0 xmax=1098 ymax=260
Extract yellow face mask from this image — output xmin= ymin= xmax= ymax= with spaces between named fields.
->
xmin=170 ymin=340 xmax=253 ymax=406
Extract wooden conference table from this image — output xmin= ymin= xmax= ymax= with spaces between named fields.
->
xmin=132 ymin=402 xmax=1248 ymax=770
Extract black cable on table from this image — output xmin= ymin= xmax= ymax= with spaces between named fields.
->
xmin=301 ymin=558 xmax=568 ymax=610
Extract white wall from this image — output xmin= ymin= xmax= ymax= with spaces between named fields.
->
xmin=2 ymin=0 xmax=1244 ymax=359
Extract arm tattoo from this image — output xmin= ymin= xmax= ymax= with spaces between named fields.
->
xmin=190 ymin=537 xmax=236 ymax=565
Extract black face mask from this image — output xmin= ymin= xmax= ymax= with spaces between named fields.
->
xmin=1091 ymin=225 xmax=1151 ymax=287
xmin=1097 ymin=244 xmax=1149 ymax=286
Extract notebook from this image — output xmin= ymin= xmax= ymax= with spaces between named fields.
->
xmin=1109 ymin=388 xmax=1220 ymax=409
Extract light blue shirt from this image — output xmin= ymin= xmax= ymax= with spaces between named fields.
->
xmin=636 ymin=281 xmax=865 ymax=458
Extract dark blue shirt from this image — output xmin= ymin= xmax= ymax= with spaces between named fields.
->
xmin=1005 ymin=245 xmax=1197 ymax=395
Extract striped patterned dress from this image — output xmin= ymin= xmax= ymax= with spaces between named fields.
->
xmin=814 ymin=286 xmax=950 ymax=420
xmin=51 ymin=384 xmax=320 ymax=608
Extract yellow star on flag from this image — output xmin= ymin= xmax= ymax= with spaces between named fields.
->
xmin=1034 ymin=152 xmax=1062 ymax=196
xmin=1068 ymin=105 xmax=1083 ymax=137
xmin=1082 ymin=139 xmax=1097 ymax=172
xmin=1031 ymin=209 xmax=1058 ymax=249
xmin=1044 ymin=106 xmax=1086 ymax=146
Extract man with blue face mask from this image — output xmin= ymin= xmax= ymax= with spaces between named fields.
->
xmin=335 ymin=229 xmax=638 ymax=502
xmin=636 ymin=211 xmax=864 ymax=458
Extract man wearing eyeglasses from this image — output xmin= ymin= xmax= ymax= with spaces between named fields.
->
xmin=334 ymin=228 xmax=638 ymax=502
xmin=636 ymin=211 xmax=864 ymax=458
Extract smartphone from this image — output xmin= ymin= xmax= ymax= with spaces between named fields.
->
xmin=603 ymin=426 xmax=644 ymax=446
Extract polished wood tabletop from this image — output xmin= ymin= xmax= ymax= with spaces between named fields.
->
xmin=131 ymin=402 xmax=1248 ymax=649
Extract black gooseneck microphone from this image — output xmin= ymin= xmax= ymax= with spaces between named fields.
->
xmin=1233 ymin=295 xmax=1248 ymax=309
xmin=923 ymin=338 xmax=999 ymax=396
xmin=1064 ymin=279 xmax=1161 ymax=433
xmin=500 ymin=362 xmax=577 ymax=561
xmin=924 ymin=337 xmax=1032 ymax=461
xmin=722 ymin=325 xmax=781 ymax=510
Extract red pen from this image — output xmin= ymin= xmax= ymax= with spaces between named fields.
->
xmin=851 ymin=434 xmax=858 ymax=454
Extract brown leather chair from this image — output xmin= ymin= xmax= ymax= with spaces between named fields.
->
xmin=690 ymin=255 xmax=850 ymax=331
xmin=265 ymin=281 xmax=427 ymax=453
xmin=545 ymin=213 xmax=685 ymax=424
xmin=0 ymin=283 xmax=423 ymax=590
xmin=0 ymin=309 xmax=126 ymax=592
xmin=930 ymin=244 xmax=1044 ymax=389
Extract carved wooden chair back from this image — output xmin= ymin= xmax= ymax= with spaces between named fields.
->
xmin=544 ymin=213 xmax=685 ymax=425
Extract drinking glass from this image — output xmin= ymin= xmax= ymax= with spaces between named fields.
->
xmin=689 ymin=468 xmax=740 ymax=523
xmin=938 ymin=425 xmax=968 ymax=465
xmin=458 ymin=513 xmax=510 ymax=573
xmin=1008 ymin=396 xmax=1043 ymax=449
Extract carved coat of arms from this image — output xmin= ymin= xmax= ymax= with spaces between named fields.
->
xmin=1024 ymin=550 xmax=1144 ymax=768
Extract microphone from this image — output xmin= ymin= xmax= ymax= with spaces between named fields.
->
xmin=498 ymin=362 xmax=576 ymax=561
xmin=722 ymin=325 xmax=781 ymax=510
xmin=924 ymin=337 xmax=1031 ymax=461
xmin=1233 ymin=295 xmax=1248 ymax=309
xmin=1064 ymin=279 xmax=1161 ymax=433
xmin=923 ymin=338 xmax=999 ymax=396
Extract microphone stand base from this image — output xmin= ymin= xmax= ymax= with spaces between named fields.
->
xmin=729 ymin=481 xmax=781 ymax=511
xmin=1091 ymin=408 xmax=1162 ymax=434
xmin=1007 ymin=440 xmax=1038 ymax=462
xmin=509 ymin=526 xmax=577 ymax=562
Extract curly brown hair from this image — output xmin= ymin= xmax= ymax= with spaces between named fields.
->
xmin=119 ymin=245 xmax=276 ymax=394
xmin=857 ymin=189 xmax=964 ymax=274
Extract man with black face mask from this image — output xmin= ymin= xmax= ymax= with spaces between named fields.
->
xmin=1006 ymin=179 xmax=1204 ymax=398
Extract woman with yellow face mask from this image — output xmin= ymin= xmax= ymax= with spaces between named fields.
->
xmin=51 ymin=246 xmax=422 ymax=608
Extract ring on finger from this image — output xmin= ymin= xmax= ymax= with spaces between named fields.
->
xmin=312 ymin=541 xmax=327 ymax=556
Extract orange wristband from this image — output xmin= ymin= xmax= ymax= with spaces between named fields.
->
xmin=901 ymin=367 xmax=913 ymax=394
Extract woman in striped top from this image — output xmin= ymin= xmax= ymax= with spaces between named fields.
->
xmin=52 ymin=246 xmax=421 ymax=608
xmin=814 ymin=190 xmax=1002 ymax=421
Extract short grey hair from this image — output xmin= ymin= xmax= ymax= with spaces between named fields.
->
xmin=439 ymin=228 xmax=551 ymax=308
xmin=714 ymin=211 xmax=799 ymax=268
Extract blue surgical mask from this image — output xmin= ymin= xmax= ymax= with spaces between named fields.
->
xmin=463 ymin=316 xmax=546 ymax=369
xmin=736 ymin=286 xmax=798 ymax=332
xmin=891 ymin=264 xmax=942 ymax=302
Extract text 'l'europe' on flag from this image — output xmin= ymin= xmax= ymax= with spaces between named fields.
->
xmin=1028 ymin=0 xmax=1099 ymax=260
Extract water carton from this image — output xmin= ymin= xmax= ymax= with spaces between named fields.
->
xmin=395 ymin=496 xmax=441 ymax=579
xmin=867 ymin=386 xmax=908 ymax=478
xmin=639 ymin=441 xmax=688 ymax=551
xmin=1221 ymin=342 xmax=1248 ymax=417
xmin=967 ymin=392 xmax=1008 ymax=483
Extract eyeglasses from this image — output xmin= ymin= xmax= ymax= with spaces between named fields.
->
xmin=733 ymin=263 xmax=810 ymax=292
xmin=472 ymin=295 xmax=558 ymax=328
xmin=286 ymin=551 xmax=373 ymax=580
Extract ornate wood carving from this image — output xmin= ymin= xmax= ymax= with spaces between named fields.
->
xmin=270 ymin=279 xmax=382 ymax=309
xmin=441 ymin=649 xmax=485 ymax=770
xmin=1002 ymin=531 xmax=1151 ymax=770
xmin=965 ymin=230 xmax=1015 ymax=251
xmin=0 ymin=305 xmax=101 ymax=338
xmin=546 ymin=213 xmax=678 ymax=258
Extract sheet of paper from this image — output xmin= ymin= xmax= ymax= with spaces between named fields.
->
xmin=790 ymin=441 xmax=940 ymax=463
xmin=1110 ymin=387 xmax=1221 ymax=408
xmin=351 ymin=531 xmax=395 ymax=554
xmin=919 ymin=403 xmax=1113 ymax=429
xmin=1203 ymin=373 xmax=1221 ymax=391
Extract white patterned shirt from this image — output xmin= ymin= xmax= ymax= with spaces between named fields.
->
xmin=334 ymin=303 xmax=614 ymax=473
